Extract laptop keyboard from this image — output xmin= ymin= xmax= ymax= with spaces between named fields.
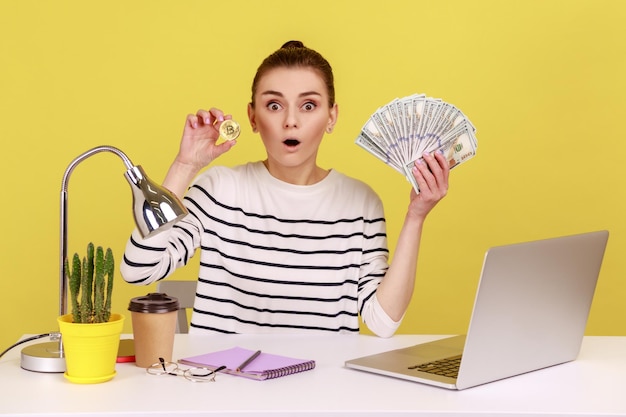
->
xmin=408 ymin=355 xmax=462 ymax=378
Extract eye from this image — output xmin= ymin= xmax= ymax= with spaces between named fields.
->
xmin=267 ymin=101 xmax=282 ymax=111
xmin=302 ymin=101 xmax=317 ymax=111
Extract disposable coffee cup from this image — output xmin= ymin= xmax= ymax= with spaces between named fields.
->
xmin=128 ymin=293 xmax=179 ymax=368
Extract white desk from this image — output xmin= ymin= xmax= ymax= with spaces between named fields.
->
xmin=1 ymin=334 xmax=625 ymax=416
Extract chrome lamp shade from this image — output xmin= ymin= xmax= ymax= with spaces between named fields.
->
xmin=20 ymin=145 xmax=187 ymax=373
xmin=126 ymin=165 xmax=188 ymax=238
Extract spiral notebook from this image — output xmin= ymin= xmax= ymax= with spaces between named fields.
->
xmin=179 ymin=346 xmax=316 ymax=380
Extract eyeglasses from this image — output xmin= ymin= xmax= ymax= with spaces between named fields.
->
xmin=146 ymin=357 xmax=220 ymax=382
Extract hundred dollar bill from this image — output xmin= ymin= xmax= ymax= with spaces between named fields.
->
xmin=355 ymin=94 xmax=478 ymax=193
xmin=355 ymin=132 xmax=404 ymax=173
xmin=403 ymin=122 xmax=477 ymax=193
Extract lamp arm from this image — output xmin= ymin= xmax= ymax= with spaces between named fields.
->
xmin=59 ymin=146 xmax=135 ymax=317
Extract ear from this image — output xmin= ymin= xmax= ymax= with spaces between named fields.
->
xmin=247 ymin=103 xmax=257 ymax=133
xmin=326 ymin=103 xmax=338 ymax=133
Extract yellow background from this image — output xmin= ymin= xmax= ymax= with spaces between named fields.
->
xmin=1 ymin=0 xmax=625 ymax=351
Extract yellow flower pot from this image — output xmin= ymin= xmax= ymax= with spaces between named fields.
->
xmin=57 ymin=313 xmax=125 ymax=384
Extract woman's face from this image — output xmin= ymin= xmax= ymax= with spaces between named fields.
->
xmin=248 ymin=67 xmax=337 ymax=175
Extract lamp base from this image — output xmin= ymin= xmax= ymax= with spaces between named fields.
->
xmin=21 ymin=342 xmax=66 ymax=373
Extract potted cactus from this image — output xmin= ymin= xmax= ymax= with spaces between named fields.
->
xmin=57 ymin=242 xmax=125 ymax=384
xmin=66 ymin=242 xmax=114 ymax=323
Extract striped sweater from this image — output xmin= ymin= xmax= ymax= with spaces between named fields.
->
xmin=121 ymin=161 xmax=400 ymax=337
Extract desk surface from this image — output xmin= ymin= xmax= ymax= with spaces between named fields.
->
xmin=1 ymin=334 xmax=625 ymax=416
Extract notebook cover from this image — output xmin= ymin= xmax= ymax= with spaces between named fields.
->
xmin=179 ymin=346 xmax=316 ymax=380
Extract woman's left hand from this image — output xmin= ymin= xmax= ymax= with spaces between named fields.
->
xmin=407 ymin=151 xmax=450 ymax=221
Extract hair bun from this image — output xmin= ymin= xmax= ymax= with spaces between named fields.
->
xmin=281 ymin=40 xmax=305 ymax=49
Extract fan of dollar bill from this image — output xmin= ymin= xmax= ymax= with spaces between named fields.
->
xmin=355 ymin=93 xmax=478 ymax=193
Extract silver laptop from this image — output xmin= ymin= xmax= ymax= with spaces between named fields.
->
xmin=345 ymin=230 xmax=609 ymax=390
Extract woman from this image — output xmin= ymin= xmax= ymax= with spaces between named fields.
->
xmin=121 ymin=41 xmax=449 ymax=337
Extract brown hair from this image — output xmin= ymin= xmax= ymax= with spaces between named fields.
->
xmin=250 ymin=40 xmax=335 ymax=108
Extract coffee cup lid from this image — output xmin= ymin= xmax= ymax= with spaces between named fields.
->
xmin=128 ymin=292 xmax=179 ymax=313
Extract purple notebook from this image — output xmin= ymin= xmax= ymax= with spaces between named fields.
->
xmin=179 ymin=346 xmax=316 ymax=380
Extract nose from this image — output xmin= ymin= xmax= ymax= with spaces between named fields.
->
xmin=284 ymin=108 xmax=298 ymax=129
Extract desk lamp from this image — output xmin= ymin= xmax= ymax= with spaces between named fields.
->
xmin=20 ymin=145 xmax=188 ymax=373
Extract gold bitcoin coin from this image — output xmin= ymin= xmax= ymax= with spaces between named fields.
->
xmin=219 ymin=119 xmax=240 ymax=141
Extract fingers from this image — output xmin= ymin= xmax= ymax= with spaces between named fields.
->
xmin=431 ymin=151 xmax=450 ymax=185
xmin=187 ymin=108 xmax=231 ymax=129
xmin=411 ymin=151 xmax=449 ymax=197
xmin=212 ymin=137 xmax=237 ymax=158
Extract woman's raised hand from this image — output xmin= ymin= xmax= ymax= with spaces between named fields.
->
xmin=407 ymin=151 xmax=450 ymax=221
xmin=175 ymin=108 xmax=237 ymax=170
xmin=162 ymin=108 xmax=238 ymax=198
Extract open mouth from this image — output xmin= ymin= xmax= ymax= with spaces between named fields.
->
xmin=283 ymin=139 xmax=300 ymax=147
